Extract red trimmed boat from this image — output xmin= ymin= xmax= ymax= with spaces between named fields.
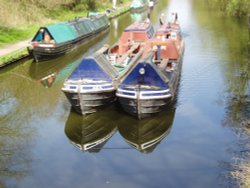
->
xmin=116 ymin=18 xmax=185 ymax=119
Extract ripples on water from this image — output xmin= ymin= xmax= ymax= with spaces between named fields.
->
xmin=0 ymin=0 xmax=249 ymax=187
xmin=0 ymin=91 xmax=17 ymax=117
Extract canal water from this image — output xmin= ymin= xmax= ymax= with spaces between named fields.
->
xmin=0 ymin=0 xmax=249 ymax=187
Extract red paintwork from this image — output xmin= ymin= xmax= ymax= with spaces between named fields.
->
xmin=112 ymin=20 xmax=152 ymax=55
xmin=143 ymin=22 xmax=183 ymax=61
xmin=31 ymin=42 xmax=56 ymax=48
xmin=108 ymin=19 xmax=153 ymax=64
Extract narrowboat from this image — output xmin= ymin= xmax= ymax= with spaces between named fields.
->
xmin=118 ymin=107 xmax=175 ymax=153
xmin=62 ymin=19 xmax=155 ymax=115
xmin=29 ymin=14 xmax=110 ymax=62
xmin=65 ymin=107 xmax=117 ymax=152
xmin=130 ymin=0 xmax=149 ymax=13
xmin=116 ymin=20 xmax=185 ymax=119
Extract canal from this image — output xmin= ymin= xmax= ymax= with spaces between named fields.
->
xmin=0 ymin=0 xmax=249 ymax=187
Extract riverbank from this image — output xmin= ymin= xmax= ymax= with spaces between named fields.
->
xmin=208 ymin=0 xmax=249 ymax=17
xmin=0 ymin=1 xmax=130 ymax=67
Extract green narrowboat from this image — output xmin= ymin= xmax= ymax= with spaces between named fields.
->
xmin=29 ymin=14 xmax=110 ymax=62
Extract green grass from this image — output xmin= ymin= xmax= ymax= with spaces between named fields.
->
xmin=109 ymin=6 xmax=130 ymax=19
xmin=0 ymin=27 xmax=37 ymax=47
xmin=0 ymin=1 xmax=131 ymax=48
xmin=0 ymin=48 xmax=29 ymax=66
xmin=0 ymin=1 xmax=131 ymax=66
xmin=46 ymin=7 xmax=88 ymax=22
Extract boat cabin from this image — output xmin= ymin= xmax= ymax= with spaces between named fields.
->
xmin=155 ymin=23 xmax=181 ymax=41
xmin=31 ymin=14 xmax=109 ymax=47
xmin=117 ymin=20 xmax=155 ymax=55
xmin=143 ymin=39 xmax=180 ymax=61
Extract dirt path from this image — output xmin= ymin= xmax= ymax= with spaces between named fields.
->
xmin=0 ymin=39 xmax=31 ymax=56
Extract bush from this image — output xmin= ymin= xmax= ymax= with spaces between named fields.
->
xmin=211 ymin=0 xmax=250 ymax=17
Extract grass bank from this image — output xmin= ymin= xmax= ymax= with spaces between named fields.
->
xmin=208 ymin=0 xmax=250 ymax=17
xmin=0 ymin=0 xmax=130 ymax=66
xmin=0 ymin=48 xmax=29 ymax=68
xmin=0 ymin=0 xmax=130 ymax=47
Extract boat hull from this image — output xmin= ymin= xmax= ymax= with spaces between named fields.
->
xmin=63 ymin=90 xmax=116 ymax=115
xmin=30 ymin=27 xmax=109 ymax=62
xmin=116 ymin=49 xmax=183 ymax=119
xmin=30 ymin=18 xmax=109 ymax=62
xmin=118 ymin=95 xmax=172 ymax=119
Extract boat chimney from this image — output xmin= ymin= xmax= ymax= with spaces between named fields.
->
xmin=156 ymin=45 xmax=161 ymax=63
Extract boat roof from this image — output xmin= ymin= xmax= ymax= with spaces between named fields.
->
xmin=156 ymin=23 xmax=181 ymax=35
xmin=32 ymin=14 xmax=109 ymax=44
xmin=67 ymin=52 xmax=119 ymax=81
xmin=124 ymin=20 xmax=152 ymax=32
xmin=45 ymin=23 xmax=78 ymax=43
xmin=120 ymin=52 xmax=169 ymax=87
xmin=142 ymin=38 xmax=180 ymax=60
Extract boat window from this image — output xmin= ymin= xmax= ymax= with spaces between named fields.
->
xmin=33 ymin=28 xmax=44 ymax=42
xmin=33 ymin=28 xmax=55 ymax=43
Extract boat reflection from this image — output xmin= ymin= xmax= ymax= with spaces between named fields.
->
xmin=29 ymin=57 xmax=77 ymax=88
xmin=130 ymin=10 xmax=149 ymax=22
xmin=39 ymin=73 xmax=57 ymax=88
xmin=118 ymin=107 xmax=175 ymax=153
xmin=64 ymin=105 xmax=118 ymax=152
xmin=29 ymin=30 xmax=109 ymax=88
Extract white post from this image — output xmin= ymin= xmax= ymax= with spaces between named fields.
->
xmin=113 ymin=0 xmax=117 ymax=9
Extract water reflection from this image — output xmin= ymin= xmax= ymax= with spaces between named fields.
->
xmin=130 ymin=10 xmax=149 ymax=22
xmin=191 ymin=0 xmax=250 ymax=186
xmin=64 ymin=106 xmax=118 ymax=152
xmin=64 ymin=104 xmax=176 ymax=154
xmin=118 ymin=107 xmax=175 ymax=153
xmin=29 ymin=30 xmax=110 ymax=88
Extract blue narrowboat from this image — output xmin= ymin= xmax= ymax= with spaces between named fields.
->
xmin=62 ymin=20 xmax=155 ymax=115
xmin=116 ymin=20 xmax=185 ymax=119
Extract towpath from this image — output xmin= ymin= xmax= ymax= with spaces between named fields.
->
xmin=0 ymin=3 xmax=130 ymax=59
xmin=0 ymin=39 xmax=31 ymax=57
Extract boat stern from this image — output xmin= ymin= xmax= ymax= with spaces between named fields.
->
xmin=62 ymin=55 xmax=118 ymax=115
xmin=116 ymin=61 xmax=172 ymax=119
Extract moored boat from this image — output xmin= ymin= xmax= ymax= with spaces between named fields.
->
xmin=29 ymin=14 xmax=110 ymax=62
xmin=116 ymin=18 xmax=185 ymax=119
xmin=62 ymin=19 xmax=155 ymax=115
